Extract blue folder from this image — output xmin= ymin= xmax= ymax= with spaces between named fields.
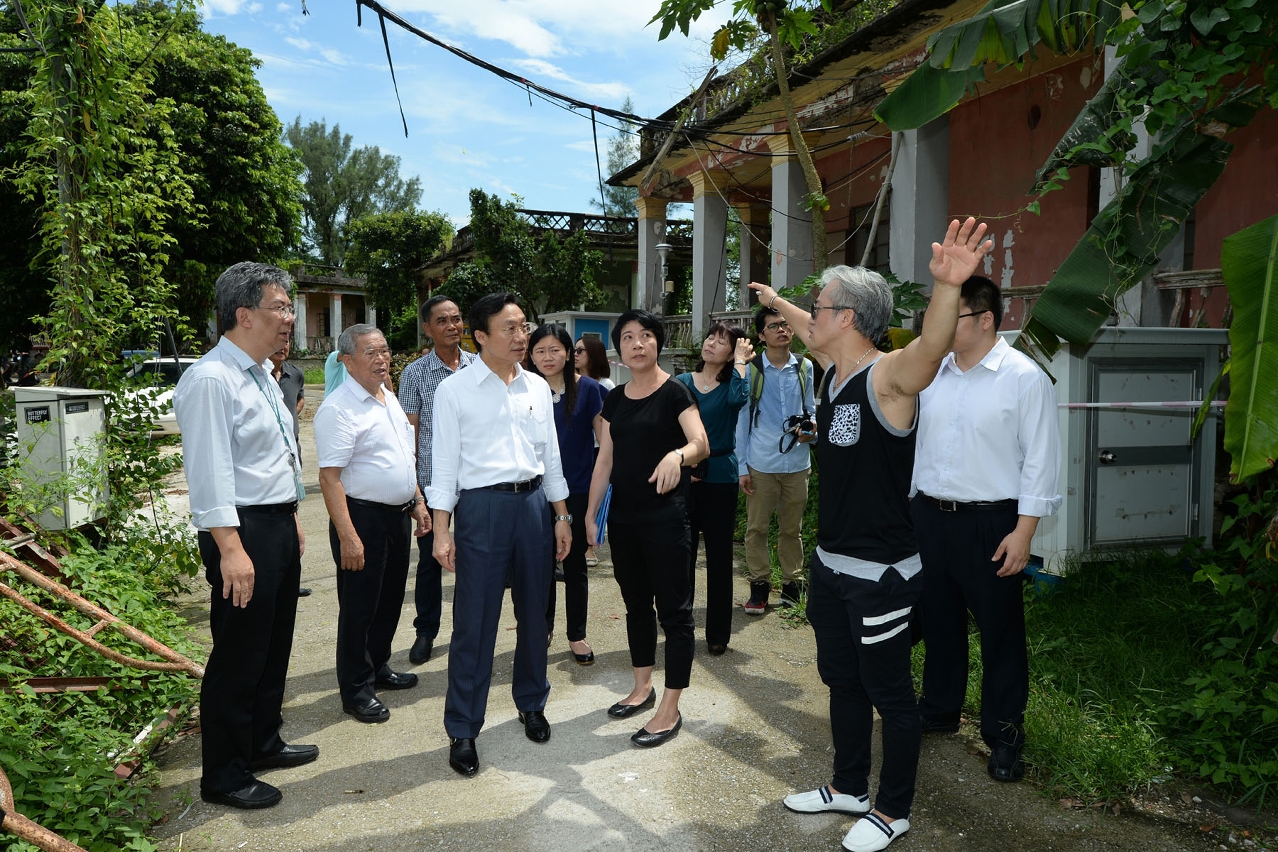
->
xmin=594 ymin=485 xmax=612 ymax=544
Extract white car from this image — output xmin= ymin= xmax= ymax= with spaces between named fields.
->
xmin=124 ymin=357 xmax=199 ymax=437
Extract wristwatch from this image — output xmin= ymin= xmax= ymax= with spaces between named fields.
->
xmin=673 ymin=448 xmax=685 ymax=464
xmin=554 ymin=514 xmax=573 ymax=524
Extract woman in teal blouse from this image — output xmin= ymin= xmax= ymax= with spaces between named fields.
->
xmin=675 ymin=323 xmax=753 ymax=655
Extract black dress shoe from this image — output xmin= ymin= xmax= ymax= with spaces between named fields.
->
xmin=607 ymin=688 xmax=656 ymax=719
xmin=201 ymin=780 xmax=282 ymax=809
xmin=631 ymin=713 xmax=681 ymax=748
xmin=569 ymin=641 xmax=595 ymax=665
xmin=343 ymin=697 xmax=390 ymax=723
xmin=249 ymin=743 xmax=320 ymax=772
xmin=409 ymin=635 xmax=433 ymax=665
xmin=519 ymin=710 xmax=551 ymax=743
xmin=375 ymin=670 xmax=419 ymax=690
xmin=707 ymin=642 xmax=727 ymax=655
xmin=297 ymin=587 xmax=312 ymax=597
xmin=920 ymin=715 xmax=960 ymax=735
xmin=988 ymin=744 xmax=1025 ymax=782
xmin=449 ymin=737 xmax=478 ymax=776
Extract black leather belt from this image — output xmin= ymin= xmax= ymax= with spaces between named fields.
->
xmin=919 ymin=493 xmax=1017 ymax=513
xmin=237 ymin=501 xmax=298 ymax=515
xmin=348 ymin=495 xmax=417 ymax=513
xmin=478 ymin=476 xmax=542 ymax=493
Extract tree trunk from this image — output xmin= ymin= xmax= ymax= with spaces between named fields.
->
xmin=764 ymin=12 xmax=828 ymax=276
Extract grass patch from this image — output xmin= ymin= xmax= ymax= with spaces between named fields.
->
xmin=303 ymin=367 xmax=325 ymax=385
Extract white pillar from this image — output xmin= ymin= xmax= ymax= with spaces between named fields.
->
xmin=330 ymin=293 xmax=343 ymax=347
xmin=293 ymin=293 xmax=309 ymax=351
xmin=635 ymin=196 xmax=669 ymax=313
xmin=737 ymin=204 xmax=771 ymax=308
xmin=367 ymin=304 xmax=377 ymax=329
xmin=890 ymin=121 xmax=950 ymax=290
xmin=767 ymin=136 xmax=813 ymax=291
xmin=689 ymin=171 xmax=729 ymax=338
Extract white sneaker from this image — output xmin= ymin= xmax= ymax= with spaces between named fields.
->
xmin=842 ymin=813 xmax=910 ymax=852
xmin=782 ymin=785 xmax=871 ymax=815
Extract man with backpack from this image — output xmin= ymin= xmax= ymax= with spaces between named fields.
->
xmin=734 ymin=304 xmax=816 ymax=613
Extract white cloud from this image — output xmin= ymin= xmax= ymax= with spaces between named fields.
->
xmin=203 ymin=0 xmax=247 ymax=13
xmin=321 ymin=49 xmax=349 ymax=66
xmin=508 ymin=58 xmax=630 ymax=102
xmin=247 ymin=2 xmax=263 ymax=12
xmin=285 ymin=37 xmax=313 ymax=50
xmin=276 ymin=2 xmax=292 ymax=11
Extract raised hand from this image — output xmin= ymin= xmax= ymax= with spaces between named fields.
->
xmin=930 ymin=217 xmax=993 ymax=289
xmin=734 ymin=337 xmax=755 ymax=364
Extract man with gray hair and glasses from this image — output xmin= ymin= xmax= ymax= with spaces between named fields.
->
xmin=748 ymin=218 xmax=993 ymax=852
xmin=316 ymin=324 xmax=430 ymax=725
xmin=175 ymin=262 xmax=317 ymax=810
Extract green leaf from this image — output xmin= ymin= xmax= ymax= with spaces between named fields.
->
xmin=1190 ymin=6 xmax=1230 ymax=35
xmin=1221 ymin=214 xmax=1278 ymax=481
xmin=875 ymin=60 xmax=985 ymax=129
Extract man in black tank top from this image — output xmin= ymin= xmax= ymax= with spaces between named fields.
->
xmin=748 ymin=218 xmax=993 ymax=852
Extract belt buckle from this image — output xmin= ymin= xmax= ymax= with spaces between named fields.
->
xmin=938 ymin=498 xmax=958 ymax=512
xmin=515 ymin=479 xmax=530 ymax=493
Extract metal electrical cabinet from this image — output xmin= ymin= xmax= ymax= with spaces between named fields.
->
xmin=1000 ymin=328 xmax=1227 ymax=571
xmin=10 ymin=386 xmax=109 ymax=530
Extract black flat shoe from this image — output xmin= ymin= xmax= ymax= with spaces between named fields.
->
xmin=570 ymin=641 xmax=595 ymax=665
xmin=988 ymin=744 xmax=1025 ymax=782
xmin=449 ymin=737 xmax=478 ymax=776
xmin=519 ymin=710 xmax=552 ymax=743
xmin=343 ymin=697 xmax=390 ymax=723
xmin=607 ymin=688 xmax=656 ymax=719
xmin=631 ymin=713 xmax=681 ymax=748
xmin=249 ymin=743 xmax=319 ymax=772
xmin=409 ymin=635 xmax=433 ymax=665
xmin=920 ymin=715 xmax=960 ymax=735
xmin=707 ymin=643 xmax=727 ymax=656
xmin=201 ymin=780 xmax=282 ymax=809
xmin=375 ymin=670 xmax=419 ymax=690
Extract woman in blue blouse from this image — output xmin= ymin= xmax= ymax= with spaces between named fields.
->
xmin=529 ymin=323 xmax=607 ymax=665
xmin=675 ymin=322 xmax=753 ymax=655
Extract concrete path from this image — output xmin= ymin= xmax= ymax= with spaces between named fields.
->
xmin=148 ymin=388 xmax=1221 ymax=852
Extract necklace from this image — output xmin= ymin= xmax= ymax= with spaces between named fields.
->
xmin=549 ymin=378 xmax=565 ymax=403
xmin=698 ymin=371 xmax=715 ymax=392
xmin=841 ymin=345 xmax=876 ymax=384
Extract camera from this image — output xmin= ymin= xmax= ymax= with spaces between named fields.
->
xmin=783 ymin=414 xmax=816 ymax=436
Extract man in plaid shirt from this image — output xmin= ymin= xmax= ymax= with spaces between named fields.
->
xmin=398 ymin=295 xmax=476 ymax=665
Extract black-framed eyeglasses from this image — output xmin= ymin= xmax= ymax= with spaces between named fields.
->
xmin=957 ymin=310 xmax=989 ymax=319
xmin=811 ymin=304 xmax=851 ymax=316
xmin=764 ymin=320 xmax=790 ymax=332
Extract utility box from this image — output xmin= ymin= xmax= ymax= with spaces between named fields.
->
xmin=1002 ymin=328 xmax=1227 ymax=572
xmin=10 ymin=386 xmax=108 ymax=530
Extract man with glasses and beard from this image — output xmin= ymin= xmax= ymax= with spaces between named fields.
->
xmin=428 ymin=293 xmax=572 ymax=777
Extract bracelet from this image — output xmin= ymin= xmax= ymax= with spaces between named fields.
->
xmin=768 ymin=294 xmax=779 ymax=308
xmin=734 ymin=360 xmax=748 ymax=366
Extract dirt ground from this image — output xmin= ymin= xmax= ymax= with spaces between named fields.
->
xmin=146 ymin=389 xmax=1270 ymax=852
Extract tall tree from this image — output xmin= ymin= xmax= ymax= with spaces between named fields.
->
xmin=345 ymin=209 xmax=454 ymax=347
xmin=590 ymin=96 xmax=640 ymax=217
xmin=284 ymin=117 xmax=422 ymax=266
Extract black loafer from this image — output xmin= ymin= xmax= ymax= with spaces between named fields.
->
xmin=631 ymin=713 xmax=681 ymax=748
xmin=920 ymin=715 xmax=960 ymax=735
xmin=409 ymin=635 xmax=433 ymax=665
xmin=449 ymin=737 xmax=478 ymax=776
xmin=988 ymin=744 xmax=1025 ymax=782
xmin=249 ymin=743 xmax=319 ymax=772
xmin=343 ymin=697 xmax=390 ymax=723
xmin=707 ymin=643 xmax=727 ymax=656
xmin=201 ymin=780 xmax=282 ymax=809
xmin=607 ymin=688 xmax=656 ymax=719
xmin=519 ymin=710 xmax=551 ymax=743
xmin=297 ymin=587 xmax=312 ymax=597
xmin=375 ymin=670 xmax=418 ymax=690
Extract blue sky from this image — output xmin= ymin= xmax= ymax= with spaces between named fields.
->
xmin=198 ymin=0 xmax=733 ymax=225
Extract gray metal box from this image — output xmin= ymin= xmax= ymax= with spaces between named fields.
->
xmin=1001 ymin=328 xmax=1226 ymax=571
xmin=11 ymin=386 xmax=108 ymax=530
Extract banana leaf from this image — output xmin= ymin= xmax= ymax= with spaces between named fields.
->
xmin=1221 ymin=214 xmax=1278 ymax=481
xmin=875 ymin=0 xmax=1118 ymax=130
xmin=1015 ymin=126 xmax=1236 ymax=364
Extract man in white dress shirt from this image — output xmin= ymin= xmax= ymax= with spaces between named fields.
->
xmin=315 ymin=324 xmax=430 ymax=724
xmin=428 ymin=292 xmax=572 ymax=777
xmin=174 ymin=262 xmax=317 ymax=810
xmin=912 ymin=274 xmax=1062 ymax=783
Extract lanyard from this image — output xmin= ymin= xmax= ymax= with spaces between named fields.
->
xmin=248 ymin=365 xmax=305 ymax=502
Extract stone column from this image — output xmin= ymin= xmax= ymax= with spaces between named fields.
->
xmin=293 ymin=293 xmax=309 ymax=351
xmin=329 ymin=293 xmax=343 ymax=348
xmin=634 ymin=196 xmax=669 ymax=313
xmin=890 ymin=121 xmax=950 ymax=291
xmin=367 ymin=304 xmax=378 ymax=329
xmin=736 ymin=203 xmax=771 ymax=307
xmin=767 ymin=135 xmax=813 ymax=292
xmin=688 ymin=170 xmax=729 ymax=338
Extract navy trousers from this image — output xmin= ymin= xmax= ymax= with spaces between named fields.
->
xmin=198 ymin=509 xmax=301 ymax=794
xmin=331 ymin=498 xmax=412 ymax=706
xmin=913 ymin=496 xmax=1028 ymax=749
xmin=444 ymin=486 xmax=553 ymax=739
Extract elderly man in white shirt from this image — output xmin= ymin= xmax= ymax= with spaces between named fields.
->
xmin=315 ymin=324 xmax=430 ymax=725
xmin=912 ymin=274 xmax=1062 ymax=785
xmin=174 ymin=262 xmax=317 ymax=811
xmin=428 ymin=292 xmax=572 ymax=778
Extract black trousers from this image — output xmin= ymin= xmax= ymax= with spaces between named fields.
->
xmin=610 ymin=516 xmax=694 ymax=689
xmin=913 ymin=496 xmax=1028 ymax=749
xmin=197 ymin=510 xmax=301 ymax=794
xmin=413 ymin=523 xmax=442 ymax=643
xmin=546 ymin=492 xmax=590 ymax=641
xmin=807 ymin=555 xmax=922 ymax=821
xmin=687 ymin=481 xmax=739 ymax=647
xmin=330 ymin=498 xmax=412 ymax=706
xmin=444 ymin=486 xmax=552 ymax=739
